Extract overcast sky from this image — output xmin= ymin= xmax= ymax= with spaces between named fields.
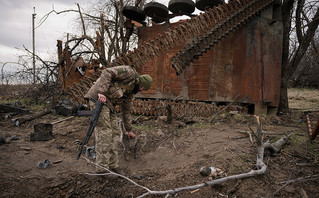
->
xmin=0 ymin=0 xmax=92 ymax=72
xmin=0 ymin=0 xmax=198 ymax=73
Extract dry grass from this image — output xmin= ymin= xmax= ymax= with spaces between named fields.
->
xmin=0 ymin=84 xmax=30 ymax=98
xmin=1 ymin=85 xmax=318 ymax=111
xmin=288 ymin=88 xmax=319 ymax=110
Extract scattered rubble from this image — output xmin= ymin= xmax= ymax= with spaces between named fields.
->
xmin=37 ymin=159 xmax=51 ymax=169
xmin=30 ymin=123 xmax=53 ymax=141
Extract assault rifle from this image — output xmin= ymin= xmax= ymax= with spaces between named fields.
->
xmin=76 ymin=98 xmax=103 ymax=159
xmin=77 ymin=94 xmax=117 ymax=159
xmin=76 ymin=96 xmax=115 ymax=159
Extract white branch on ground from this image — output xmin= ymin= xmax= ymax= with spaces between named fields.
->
xmin=83 ymin=116 xmax=292 ymax=197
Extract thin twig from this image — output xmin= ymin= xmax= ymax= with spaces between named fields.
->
xmin=172 ymin=140 xmax=178 ymax=153
xmin=209 ymin=95 xmax=240 ymax=123
xmin=76 ymin=3 xmax=86 ymax=36
xmin=237 ymin=131 xmax=254 ymax=144
xmin=83 ymin=157 xmax=151 ymax=192
xmin=273 ymin=174 xmax=319 ymax=196
xmin=158 ymin=133 xmax=172 ymax=148
xmin=51 ymin=116 xmax=74 ymax=125
xmin=248 ymin=125 xmax=257 ymax=138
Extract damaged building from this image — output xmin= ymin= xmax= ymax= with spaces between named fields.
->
xmin=58 ymin=0 xmax=283 ymax=116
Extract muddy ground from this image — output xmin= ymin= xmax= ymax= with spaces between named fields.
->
xmin=0 ymin=86 xmax=319 ymax=198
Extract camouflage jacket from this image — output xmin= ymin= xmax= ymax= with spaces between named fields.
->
xmin=84 ymin=65 xmax=140 ymax=132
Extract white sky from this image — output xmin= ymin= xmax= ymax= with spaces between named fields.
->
xmin=0 ymin=0 xmax=205 ymax=73
xmin=0 ymin=0 xmax=90 ymax=72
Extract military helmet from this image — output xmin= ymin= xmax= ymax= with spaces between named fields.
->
xmin=139 ymin=74 xmax=153 ymax=90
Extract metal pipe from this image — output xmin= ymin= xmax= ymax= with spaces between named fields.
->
xmin=32 ymin=7 xmax=36 ymax=83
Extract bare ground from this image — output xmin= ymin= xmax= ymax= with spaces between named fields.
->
xmin=0 ymin=87 xmax=319 ymax=198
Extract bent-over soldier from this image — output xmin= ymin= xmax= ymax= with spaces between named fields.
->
xmin=84 ymin=65 xmax=153 ymax=172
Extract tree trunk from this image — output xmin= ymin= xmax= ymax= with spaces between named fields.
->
xmin=278 ymin=0 xmax=294 ymax=113
xmin=278 ymin=0 xmax=319 ymax=113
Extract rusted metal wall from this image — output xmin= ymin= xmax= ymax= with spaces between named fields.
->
xmin=136 ymin=6 xmax=283 ymax=114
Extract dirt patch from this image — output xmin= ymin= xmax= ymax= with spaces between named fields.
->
xmin=1 ymin=88 xmax=319 ymax=197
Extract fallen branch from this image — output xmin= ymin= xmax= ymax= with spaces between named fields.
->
xmin=172 ymin=139 xmax=178 ymax=153
xmin=241 ymin=130 xmax=292 ymax=136
xmin=83 ymin=116 xmax=291 ymax=197
xmin=236 ymin=131 xmax=254 ymax=144
xmin=137 ymin=163 xmax=267 ymax=198
xmin=51 ymin=116 xmax=74 ymax=125
xmin=248 ymin=125 xmax=257 ymax=139
xmin=0 ymin=104 xmax=29 ymax=115
xmin=85 ymin=153 xmax=267 ymax=197
xmin=157 ymin=133 xmax=172 ymax=148
xmin=273 ymin=174 xmax=319 ymax=196
xmin=262 ymin=134 xmax=293 ymax=156
xmin=83 ymin=157 xmax=151 ymax=192
xmin=11 ymin=109 xmax=52 ymax=126
xmin=296 ymin=163 xmax=319 ymax=167
xmin=279 ymin=174 xmax=319 ymax=184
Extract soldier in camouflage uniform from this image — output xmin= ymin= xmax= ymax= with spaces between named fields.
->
xmin=84 ymin=65 xmax=152 ymax=172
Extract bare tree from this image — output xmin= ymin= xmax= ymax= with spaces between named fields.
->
xmin=290 ymin=31 xmax=319 ymax=87
xmin=0 ymin=0 xmax=144 ymax=101
xmin=279 ymin=0 xmax=319 ymax=113
xmin=56 ymin=0 xmax=144 ymax=65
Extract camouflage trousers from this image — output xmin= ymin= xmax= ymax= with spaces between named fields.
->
xmin=90 ymin=102 xmax=120 ymax=169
